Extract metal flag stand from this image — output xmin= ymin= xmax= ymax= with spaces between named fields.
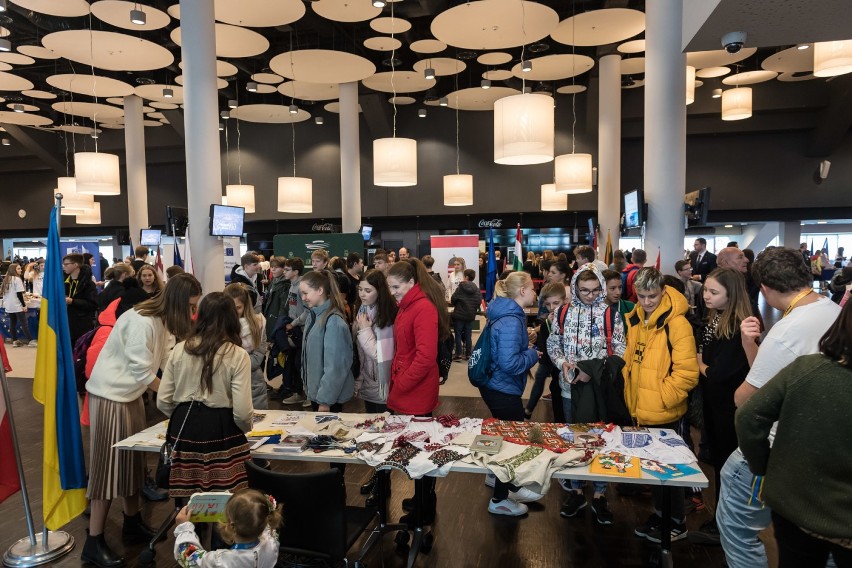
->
xmin=2 ymin=196 xmax=76 ymax=567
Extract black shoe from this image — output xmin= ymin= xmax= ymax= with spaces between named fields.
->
xmin=122 ymin=512 xmax=157 ymax=541
xmin=81 ymin=533 xmax=125 ymax=567
xmin=401 ymin=497 xmax=414 ymax=512
xmin=688 ymin=518 xmax=721 ymax=545
xmin=141 ymin=476 xmax=168 ymax=502
xmin=559 ymin=491 xmax=587 ymax=518
xmin=361 ymin=472 xmax=377 ymax=495
xmin=591 ymin=496 xmax=614 ymax=526
xmin=645 ymin=519 xmax=688 ymax=543
xmin=634 ymin=513 xmax=661 ymax=539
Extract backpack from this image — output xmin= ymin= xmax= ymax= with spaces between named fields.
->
xmin=467 ymin=315 xmax=510 ymax=387
xmin=73 ymin=326 xmax=101 ymax=393
xmin=622 ymin=265 xmax=640 ymax=300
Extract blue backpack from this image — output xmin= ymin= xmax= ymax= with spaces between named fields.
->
xmin=467 ymin=315 xmax=510 ymax=387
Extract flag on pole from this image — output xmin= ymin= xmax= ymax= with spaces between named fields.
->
xmin=0 ymin=342 xmax=20 ymax=504
xmin=822 ymin=238 xmax=829 ymax=254
xmin=154 ymin=245 xmax=164 ymax=280
xmin=32 ymin=206 xmax=87 ymax=530
xmin=809 ymin=239 xmax=814 ymax=255
xmin=173 ymin=239 xmax=183 ymax=270
xmin=512 ymin=224 xmax=523 ymax=272
xmin=184 ymin=225 xmax=194 ymax=276
xmin=485 ymin=228 xmax=497 ymax=302
xmin=654 ymin=247 xmax=661 ymax=270
xmin=604 ymin=230 xmax=613 ymax=266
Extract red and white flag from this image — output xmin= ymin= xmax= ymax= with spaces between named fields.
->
xmin=184 ymin=225 xmax=194 ymax=276
xmin=154 ymin=246 xmax=164 ymax=280
xmin=654 ymin=247 xmax=661 ymax=270
xmin=0 ymin=342 xmax=21 ymax=504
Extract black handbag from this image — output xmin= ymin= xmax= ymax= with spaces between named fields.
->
xmin=155 ymin=399 xmax=194 ymax=490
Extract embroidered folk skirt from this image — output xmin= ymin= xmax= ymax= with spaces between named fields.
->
xmin=167 ymin=402 xmax=250 ymax=498
xmin=87 ymin=394 xmax=146 ymax=500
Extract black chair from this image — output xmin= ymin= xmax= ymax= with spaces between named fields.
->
xmin=245 ymin=461 xmax=375 ymax=567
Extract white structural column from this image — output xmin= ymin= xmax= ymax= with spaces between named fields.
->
xmin=781 ymin=221 xmax=802 ymax=250
xmin=123 ymin=94 xmax=149 ymax=245
xmin=339 ymin=82 xmax=361 ymax=234
xmin=180 ymin=0 xmax=224 ymax=293
xmin=644 ymin=0 xmax=687 ymax=270
xmin=598 ymin=54 xmax=622 ymax=260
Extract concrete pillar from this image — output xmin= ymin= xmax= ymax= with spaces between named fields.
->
xmin=598 ymin=54 xmax=621 ymax=262
xmin=180 ymin=0 xmax=224 ymax=294
xmin=339 ymin=82 xmax=361 ymax=234
xmin=124 ymin=95 xmax=149 ymax=249
xmin=782 ymin=221 xmax=802 ymax=250
xmin=643 ymin=0 xmax=687 ymax=271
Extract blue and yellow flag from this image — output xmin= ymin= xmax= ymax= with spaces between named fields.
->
xmin=485 ymin=228 xmax=497 ymax=302
xmin=32 ymin=206 xmax=87 ymax=530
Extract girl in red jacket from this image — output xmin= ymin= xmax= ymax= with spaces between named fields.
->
xmin=386 ymin=259 xmax=450 ymax=527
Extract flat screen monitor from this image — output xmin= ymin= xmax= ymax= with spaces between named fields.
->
xmin=209 ymin=204 xmax=245 ymax=237
xmin=684 ymin=187 xmax=712 ymax=227
xmin=624 ymin=189 xmax=643 ymax=229
xmin=140 ymin=229 xmax=161 ymax=246
xmin=361 ymin=224 xmax=373 ymax=241
xmin=166 ymin=206 xmax=188 ymax=237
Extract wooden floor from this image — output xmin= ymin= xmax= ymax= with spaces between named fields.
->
xmin=0 ymin=379 xmax=742 ymax=568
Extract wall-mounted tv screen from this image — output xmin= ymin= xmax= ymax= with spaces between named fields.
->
xmin=209 ymin=204 xmax=245 ymax=237
xmin=361 ymin=224 xmax=373 ymax=241
xmin=684 ymin=187 xmax=712 ymax=228
xmin=624 ymin=189 xmax=643 ymax=229
xmin=166 ymin=205 xmax=189 ymax=237
xmin=140 ymin=229 xmax=162 ymax=246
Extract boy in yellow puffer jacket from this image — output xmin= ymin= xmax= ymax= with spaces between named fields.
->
xmin=622 ymin=267 xmax=699 ymax=543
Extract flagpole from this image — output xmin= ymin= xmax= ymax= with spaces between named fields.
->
xmin=2 ymin=203 xmax=76 ymax=567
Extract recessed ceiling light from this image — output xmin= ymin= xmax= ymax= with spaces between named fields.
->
xmin=724 ymin=224 xmax=733 ymax=228
xmin=130 ymin=7 xmax=146 ymax=25
xmin=817 ymin=220 xmax=828 ymax=224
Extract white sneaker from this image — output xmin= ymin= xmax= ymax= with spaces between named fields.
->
xmin=301 ymin=399 xmax=312 ymax=407
xmin=282 ymin=393 xmax=305 ymax=405
xmin=484 ymin=473 xmax=496 ymax=488
xmin=27 ymin=340 xmax=38 ymax=347
xmin=488 ymin=498 xmax=528 ymax=516
xmin=509 ymin=486 xmax=543 ymax=503
xmin=558 ymin=478 xmax=572 ymax=492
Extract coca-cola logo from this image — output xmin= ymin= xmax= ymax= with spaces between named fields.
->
xmin=478 ymin=218 xmax=503 ymax=228
xmin=311 ymin=223 xmax=334 ymax=232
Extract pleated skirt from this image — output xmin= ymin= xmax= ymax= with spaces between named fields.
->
xmin=87 ymin=394 xmax=146 ymax=500
xmin=167 ymin=402 xmax=250 ymax=498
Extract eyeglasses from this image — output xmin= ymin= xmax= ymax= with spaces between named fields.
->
xmin=578 ymin=287 xmax=602 ymax=296
xmin=62 ymin=261 xmax=76 ymax=266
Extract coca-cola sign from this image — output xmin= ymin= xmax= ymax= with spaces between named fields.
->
xmin=478 ymin=218 xmax=503 ymax=228
xmin=311 ymin=223 xmax=334 ymax=232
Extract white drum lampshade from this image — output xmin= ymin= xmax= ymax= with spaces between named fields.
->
xmin=57 ymin=176 xmax=95 ymax=215
xmin=75 ymin=202 xmax=101 ymax=224
xmin=554 ymin=153 xmax=593 ymax=194
xmin=686 ymin=65 xmax=696 ymax=105
xmin=494 ymin=93 xmax=554 ymax=165
xmin=541 ymin=183 xmax=567 ymax=211
xmin=74 ymin=152 xmax=120 ymax=195
xmin=814 ymin=40 xmax=852 ymax=77
xmin=277 ymin=177 xmax=313 ymax=213
xmin=721 ymin=87 xmax=752 ymax=121
xmin=225 ymin=184 xmax=255 ymax=213
xmin=373 ymin=137 xmax=417 ymax=187
xmin=221 ymin=195 xmax=228 ymax=205
xmin=443 ymin=174 xmax=473 ymax=206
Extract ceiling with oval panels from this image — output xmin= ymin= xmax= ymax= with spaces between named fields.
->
xmin=0 ymin=0 xmax=844 ymax=143
xmin=230 ymin=103 xmax=310 ymax=123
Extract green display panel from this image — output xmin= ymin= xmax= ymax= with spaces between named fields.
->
xmin=273 ymin=233 xmax=365 ymax=261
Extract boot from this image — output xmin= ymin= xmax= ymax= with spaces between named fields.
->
xmin=122 ymin=512 xmax=157 ymax=541
xmin=360 ymin=471 xmax=378 ymax=495
xmin=81 ymin=533 xmax=125 ymax=568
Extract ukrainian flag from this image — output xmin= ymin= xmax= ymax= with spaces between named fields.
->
xmin=32 ymin=206 xmax=87 ymax=530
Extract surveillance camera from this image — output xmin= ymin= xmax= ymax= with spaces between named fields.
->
xmin=721 ymin=31 xmax=747 ymax=54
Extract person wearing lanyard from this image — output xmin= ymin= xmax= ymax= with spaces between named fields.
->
xmin=63 ymin=253 xmax=98 ymax=356
xmin=716 ymin=247 xmax=841 ymax=568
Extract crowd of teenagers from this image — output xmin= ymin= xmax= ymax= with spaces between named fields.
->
xmin=19 ymin=237 xmax=849 ymax=568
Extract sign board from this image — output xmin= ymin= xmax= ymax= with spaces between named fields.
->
xmin=273 ymin=233 xmax=364 ymax=262
xmin=61 ymin=241 xmax=101 ymax=281
xmin=223 ymin=238 xmax=239 ymax=283
xmin=430 ymin=234 xmax=480 ymax=301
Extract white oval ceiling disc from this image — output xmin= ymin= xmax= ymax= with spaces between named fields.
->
xmin=312 ymin=0 xmax=381 ymax=23
xmin=447 ymin=86 xmax=520 ymax=111
xmin=510 ymin=54 xmax=595 ymax=80
xmin=0 ymin=110 xmax=52 ymax=126
xmin=10 ymin=0 xmax=89 ymax=17
xmin=214 ymin=0 xmax=305 ymax=27
xmin=431 ymin=0 xmax=559 ymax=50
xmin=270 ymin=49 xmax=376 ymax=84
xmin=47 ymin=74 xmax=135 ymax=98
xmin=412 ymin=57 xmax=466 ymax=76
xmin=362 ymin=71 xmax=436 ymax=94
xmin=171 ymin=24 xmax=269 ymax=58
xmin=686 ymin=48 xmax=757 ymax=69
xmin=277 ymin=81 xmax=340 ymax=101
xmin=722 ymin=70 xmax=777 ymax=86
xmin=230 ymin=103 xmax=311 ymax=123
xmin=410 ymin=39 xmax=446 ymax=54
xmin=43 ymin=30 xmax=174 ymax=71
xmin=91 ymin=1 xmax=172 ymax=31
xmin=552 ymin=8 xmax=645 ymax=47
xmin=695 ymin=66 xmax=730 ymax=78
xmin=761 ymin=46 xmax=815 ymax=73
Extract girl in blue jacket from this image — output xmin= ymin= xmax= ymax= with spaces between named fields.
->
xmin=481 ymin=272 xmax=542 ymax=516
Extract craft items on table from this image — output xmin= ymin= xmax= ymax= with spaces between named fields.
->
xmin=589 ymin=451 xmax=642 ymax=478
xmin=470 ymin=435 xmax=503 ymax=455
xmin=639 ymin=459 xmax=702 ymax=480
xmin=601 ymin=427 xmax=696 ymax=464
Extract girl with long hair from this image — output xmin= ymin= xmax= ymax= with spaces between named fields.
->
xmin=137 ymin=264 xmax=164 ymax=297
xmin=691 ymin=268 xmax=753 ymax=542
xmin=299 ymin=270 xmax=354 ymax=413
xmin=446 ymin=256 xmax=467 ymax=301
xmin=224 ymin=283 xmax=269 ymax=410
xmin=386 ymin=258 xmax=450 ymax=525
xmin=482 ymin=272 xmax=543 ymax=516
xmin=157 ymin=292 xmax=253 ymax=499
xmin=353 ymin=269 xmax=398 ymax=414
xmin=84 ymin=273 xmax=202 ymax=568
xmin=1 ymin=263 xmax=33 ymax=347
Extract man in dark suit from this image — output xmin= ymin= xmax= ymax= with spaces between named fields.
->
xmin=689 ymin=237 xmax=717 ymax=282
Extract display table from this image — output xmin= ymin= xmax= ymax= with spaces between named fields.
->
xmin=118 ymin=410 xmax=707 ymax=568
xmin=0 ymin=300 xmax=41 ymax=341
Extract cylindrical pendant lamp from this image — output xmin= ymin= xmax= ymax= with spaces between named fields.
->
xmin=57 ymin=177 xmax=95 ymax=215
xmin=75 ymin=202 xmax=101 ymax=224
xmin=277 ymin=177 xmax=313 ymax=213
xmin=721 ymin=87 xmax=752 ymax=121
xmin=541 ymin=183 xmax=567 ymax=211
xmin=443 ymin=174 xmax=473 ymax=206
xmin=373 ymin=137 xmax=417 ymax=186
xmin=814 ymin=40 xmax=852 ymax=77
xmin=74 ymin=152 xmax=121 ymax=195
xmin=554 ymin=153 xmax=593 ymax=194
xmin=494 ymin=93 xmax=554 ymax=165
xmin=225 ymin=184 xmax=255 ymax=213
xmin=686 ymin=65 xmax=696 ymax=105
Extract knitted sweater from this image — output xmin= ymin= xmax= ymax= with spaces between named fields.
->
xmin=736 ymin=354 xmax=852 ymax=541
